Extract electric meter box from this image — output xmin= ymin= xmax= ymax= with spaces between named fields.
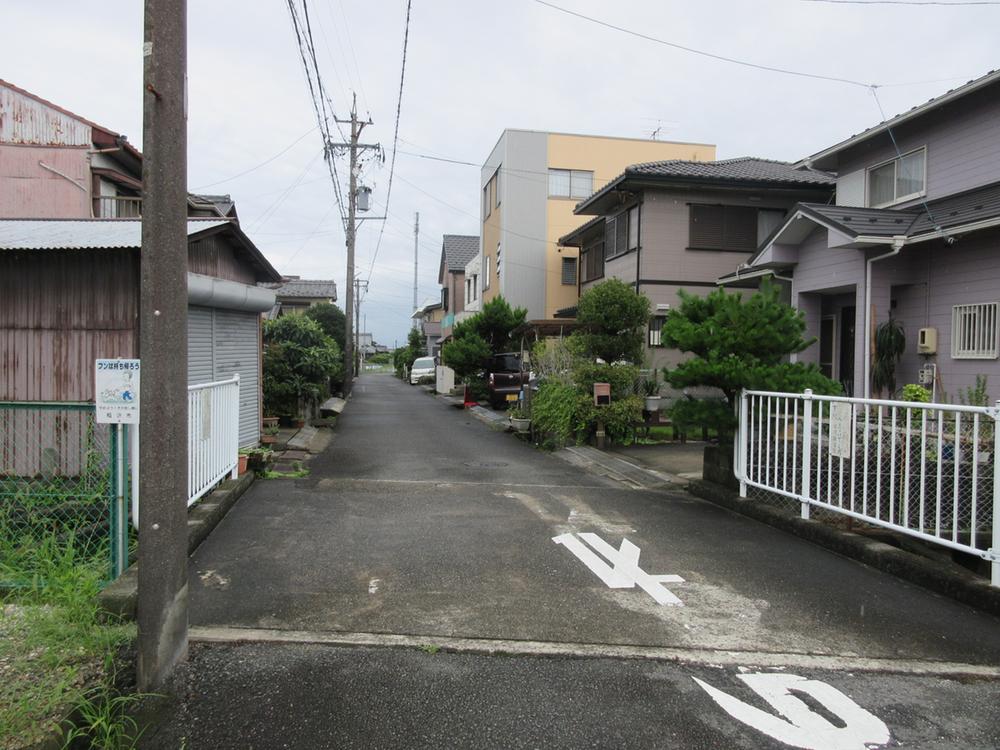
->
xmin=917 ymin=327 xmax=937 ymax=355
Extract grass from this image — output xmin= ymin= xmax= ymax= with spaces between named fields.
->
xmin=0 ymin=532 xmax=137 ymax=749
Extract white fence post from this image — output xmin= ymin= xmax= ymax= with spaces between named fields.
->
xmin=188 ymin=375 xmax=241 ymax=507
xmin=800 ymin=389 xmax=813 ymax=520
xmin=992 ymin=400 xmax=1000 ymax=587
xmin=230 ymin=374 xmax=241 ymax=480
xmin=737 ymin=390 xmax=748 ymax=498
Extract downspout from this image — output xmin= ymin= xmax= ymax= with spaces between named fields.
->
xmin=863 ymin=236 xmax=905 ymax=399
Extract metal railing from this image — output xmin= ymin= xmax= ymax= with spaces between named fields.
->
xmin=96 ymin=195 xmax=142 ymax=218
xmin=188 ymin=375 xmax=240 ymax=507
xmin=735 ymin=389 xmax=1000 ymax=587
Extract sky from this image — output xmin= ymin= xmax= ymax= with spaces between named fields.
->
xmin=3 ymin=0 xmax=998 ymax=347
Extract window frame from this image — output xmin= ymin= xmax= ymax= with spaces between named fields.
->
xmin=548 ymin=168 xmax=595 ymax=200
xmin=866 ymin=146 xmax=927 ymax=208
xmin=560 ymin=255 xmax=578 ymax=286
xmin=483 ymin=182 xmax=492 ymax=219
xmin=495 ymin=167 xmax=502 ymax=208
xmin=605 ymin=204 xmax=640 ymax=261
xmin=484 ymin=256 xmax=492 ymax=290
xmin=951 ymin=302 xmax=999 ymax=359
xmin=648 ymin=316 xmax=666 ymax=347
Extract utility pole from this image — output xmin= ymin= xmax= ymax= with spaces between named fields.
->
xmin=412 ymin=211 xmax=419 ymax=329
xmin=138 ymin=0 xmax=188 ymax=689
xmin=332 ymin=95 xmax=379 ymax=396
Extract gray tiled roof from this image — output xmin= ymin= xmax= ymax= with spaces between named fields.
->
xmin=0 ymin=218 xmax=227 ymax=249
xmin=266 ymin=279 xmax=338 ymax=300
xmin=442 ymin=234 xmax=479 ymax=271
xmin=625 ymin=157 xmax=836 ymax=186
xmin=797 ymin=180 xmax=1000 ymax=239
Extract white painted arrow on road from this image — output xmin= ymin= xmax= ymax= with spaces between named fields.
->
xmin=694 ymin=672 xmax=891 ymax=750
xmin=552 ymin=532 xmax=684 ymax=606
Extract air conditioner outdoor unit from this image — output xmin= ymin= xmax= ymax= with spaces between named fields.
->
xmin=917 ymin=327 xmax=937 ymax=355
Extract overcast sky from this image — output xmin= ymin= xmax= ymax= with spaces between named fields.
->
xmin=3 ymin=0 xmax=998 ymax=346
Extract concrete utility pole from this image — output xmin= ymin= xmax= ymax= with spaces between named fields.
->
xmin=412 ymin=211 xmax=419 ymax=329
xmin=332 ymin=95 xmax=378 ymax=396
xmin=138 ymin=0 xmax=188 ymax=690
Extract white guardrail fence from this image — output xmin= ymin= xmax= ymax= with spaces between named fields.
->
xmin=188 ymin=375 xmax=240 ymax=507
xmin=735 ymin=389 xmax=1000 ymax=587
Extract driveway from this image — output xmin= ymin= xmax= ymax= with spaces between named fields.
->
xmin=142 ymin=373 xmax=1000 ymax=748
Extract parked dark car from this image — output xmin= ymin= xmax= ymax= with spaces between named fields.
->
xmin=486 ymin=352 xmax=530 ymax=408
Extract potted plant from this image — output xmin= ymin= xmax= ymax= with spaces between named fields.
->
xmin=641 ymin=377 xmax=662 ymax=412
xmin=508 ymin=404 xmax=531 ymax=434
xmin=262 ymin=416 xmax=279 ymax=430
xmin=245 ymin=447 xmax=274 ymax=474
xmin=261 ymin=424 xmax=279 ymax=445
xmin=237 ymin=449 xmax=250 ymax=476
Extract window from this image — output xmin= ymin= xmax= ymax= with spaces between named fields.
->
xmin=952 ymin=302 xmax=998 ymax=359
xmin=484 ymin=256 xmax=491 ymax=290
xmin=441 ymin=287 xmax=449 ymax=311
xmin=483 ymin=181 xmax=492 ymax=219
xmin=561 ymin=256 xmax=577 ymax=285
xmin=548 ymin=169 xmax=594 ymax=199
xmin=867 ymin=148 xmax=926 ymax=207
xmin=496 ymin=242 xmax=502 ymax=280
xmin=604 ymin=206 xmax=639 ymax=260
xmin=580 ymin=237 xmax=605 ymax=283
xmin=689 ymin=204 xmax=758 ymax=252
xmin=649 ymin=316 xmax=665 ymax=347
xmin=495 ymin=167 xmax=502 ymax=207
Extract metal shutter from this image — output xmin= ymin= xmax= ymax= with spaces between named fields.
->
xmin=212 ymin=309 xmax=261 ymax=447
xmin=690 ymin=204 xmax=725 ymax=249
xmin=561 ymin=257 xmax=577 ymax=285
xmin=187 ymin=306 xmax=214 ymax=385
xmin=723 ymin=206 xmax=758 ymax=252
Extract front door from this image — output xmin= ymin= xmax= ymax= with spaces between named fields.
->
xmin=839 ymin=306 xmax=856 ymax=396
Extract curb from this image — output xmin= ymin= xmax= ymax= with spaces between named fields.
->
xmin=686 ymin=479 xmax=1000 ymax=617
xmin=97 ymin=471 xmax=255 ymax=620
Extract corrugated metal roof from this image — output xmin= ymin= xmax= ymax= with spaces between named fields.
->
xmin=0 ymin=219 xmax=228 ymax=250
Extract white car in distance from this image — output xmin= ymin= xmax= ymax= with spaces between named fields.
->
xmin=409 ymin=356 xmax=436 ymax=385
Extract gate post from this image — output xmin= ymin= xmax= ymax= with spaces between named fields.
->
xmin=800 ymin=389 xmax=813 ymax=520
xmin=737 ymin=390 xmax=748 ymax=498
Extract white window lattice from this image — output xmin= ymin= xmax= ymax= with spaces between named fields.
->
xmin=951 ymin=302 xmax=999 ymax=359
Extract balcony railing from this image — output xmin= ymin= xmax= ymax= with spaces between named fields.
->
xmin=96 ymin=195 xmax=142 ymax=218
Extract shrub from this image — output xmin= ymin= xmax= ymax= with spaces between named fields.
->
xmin=901 ymin=383 xmax=931 ymax=403
xmin=263 ymin=315 xmax=343 ymax=417
xmin=573 ymin=394 xmax=643 ymax=445
xmin=530 ymin=382 xmax=578 ymax=448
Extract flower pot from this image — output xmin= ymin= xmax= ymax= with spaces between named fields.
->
xmin=261 ymin=434 xmax=277 ymax=445
xmin=644 ymin=395 xmax=662 ymax=412
xmin=294 ymin=418 xmax=306 ymax=429
xmin=238 ymin=453 xmax=249 ymax=475
xmin=511 ymin=417 xmax=531 ymax=434
xmin=262 ymin=417 xmax=279 ymax=430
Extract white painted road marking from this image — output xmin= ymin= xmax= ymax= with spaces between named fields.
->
xmin=552 ymin=533 xmax=685 ymax=606
xmin=694 ymin=673 xmax=891 ymax=750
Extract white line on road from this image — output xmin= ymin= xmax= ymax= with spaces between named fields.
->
xmin=188 ymin=626 xmax=1000 ymax=679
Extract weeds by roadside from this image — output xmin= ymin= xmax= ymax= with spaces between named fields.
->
xmin=0 ymin=532 xmax=137 ymax=750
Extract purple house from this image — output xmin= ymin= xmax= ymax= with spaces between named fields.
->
xmin=722 ymin=70 xmax=1000 ymax=401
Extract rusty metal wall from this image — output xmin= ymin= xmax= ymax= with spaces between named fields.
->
xmin=0 ymin=85 xmax=92 ymax=146
xmin=188 ymin=233 xmax=257 ymax=284
xmin=0 ymin=249 xmax=138 ymax=401
xmin=0 ymin=144 xmax=92 ymax=218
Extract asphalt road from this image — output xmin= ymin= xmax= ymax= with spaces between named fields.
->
xmin=140 ymin=373 xmax=1000 ymax=748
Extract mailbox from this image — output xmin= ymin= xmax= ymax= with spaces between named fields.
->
xmin=593 ymin=382 xmax=611 ymax=406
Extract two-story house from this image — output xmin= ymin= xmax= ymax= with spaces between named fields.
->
xmin=437 ymin=234 xmax=478 ymax=340
xmin=723 ymin=70 xmax=1000 ymax=399
xmin=560 ymin=158 xmax=834 ymax=369
xmin=473 ymin=129 xmax=716 ymax=321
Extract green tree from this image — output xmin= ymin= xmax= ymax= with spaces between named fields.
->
xmin=574 ymin=278 xmax=650 ymax=364
xmin=471 ymin=297 xmax=528 ymax=352
xmin=662 ymin=281 xmax=841 ymax=438
xmin=441 ymin=331 xmax=491 ymax=382
xmin=304 ymin=302 xmax=347 ymax=352
xmin=394 ymin=327 xmax=426 ymax=379
xmin=263 ymin=315 xmax=343 ymax=417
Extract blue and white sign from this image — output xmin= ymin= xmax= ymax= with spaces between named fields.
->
xmin=95 ymin=359 xmax=141 ymax=424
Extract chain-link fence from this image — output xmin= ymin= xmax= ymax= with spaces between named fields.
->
xmin=0 ymin=402 xmax=127 ymax=586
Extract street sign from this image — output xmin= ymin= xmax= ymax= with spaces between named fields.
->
xmin=95 ymin=359 xmax=141 ymax=424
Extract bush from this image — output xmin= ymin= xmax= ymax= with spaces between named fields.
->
xmin=901 ymin=383 xmax=931 ymax=403
xmin=573 ymin=394 xmax=643 ymax=446
xmin=574 ymin=278 xmax=650 ymax=364
xmin=304 ymin=302 xmax=347 ymax=352
xmin=530 ymin=382 xmax=578 ymax=448
xmin=263 ymin=315 xmax=343 ymax=417
xmin=441 ymin=332 xmax=491 ymax=382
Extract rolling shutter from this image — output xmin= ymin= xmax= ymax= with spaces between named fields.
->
xmin=187 ymin=306 xmax=214 ymax=384
xmin=689 ymin=204 xmax=758 ymax=252
xmin=213 ymin=309 xmax=261 ymax=447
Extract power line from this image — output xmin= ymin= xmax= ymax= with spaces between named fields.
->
xmin=190 ymin=125 xmax=319 ymax=190
xmin=534 ymin=0 xmax=978 ymax=89
xmin=365 ymin=0 xmax=413 ymax=284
